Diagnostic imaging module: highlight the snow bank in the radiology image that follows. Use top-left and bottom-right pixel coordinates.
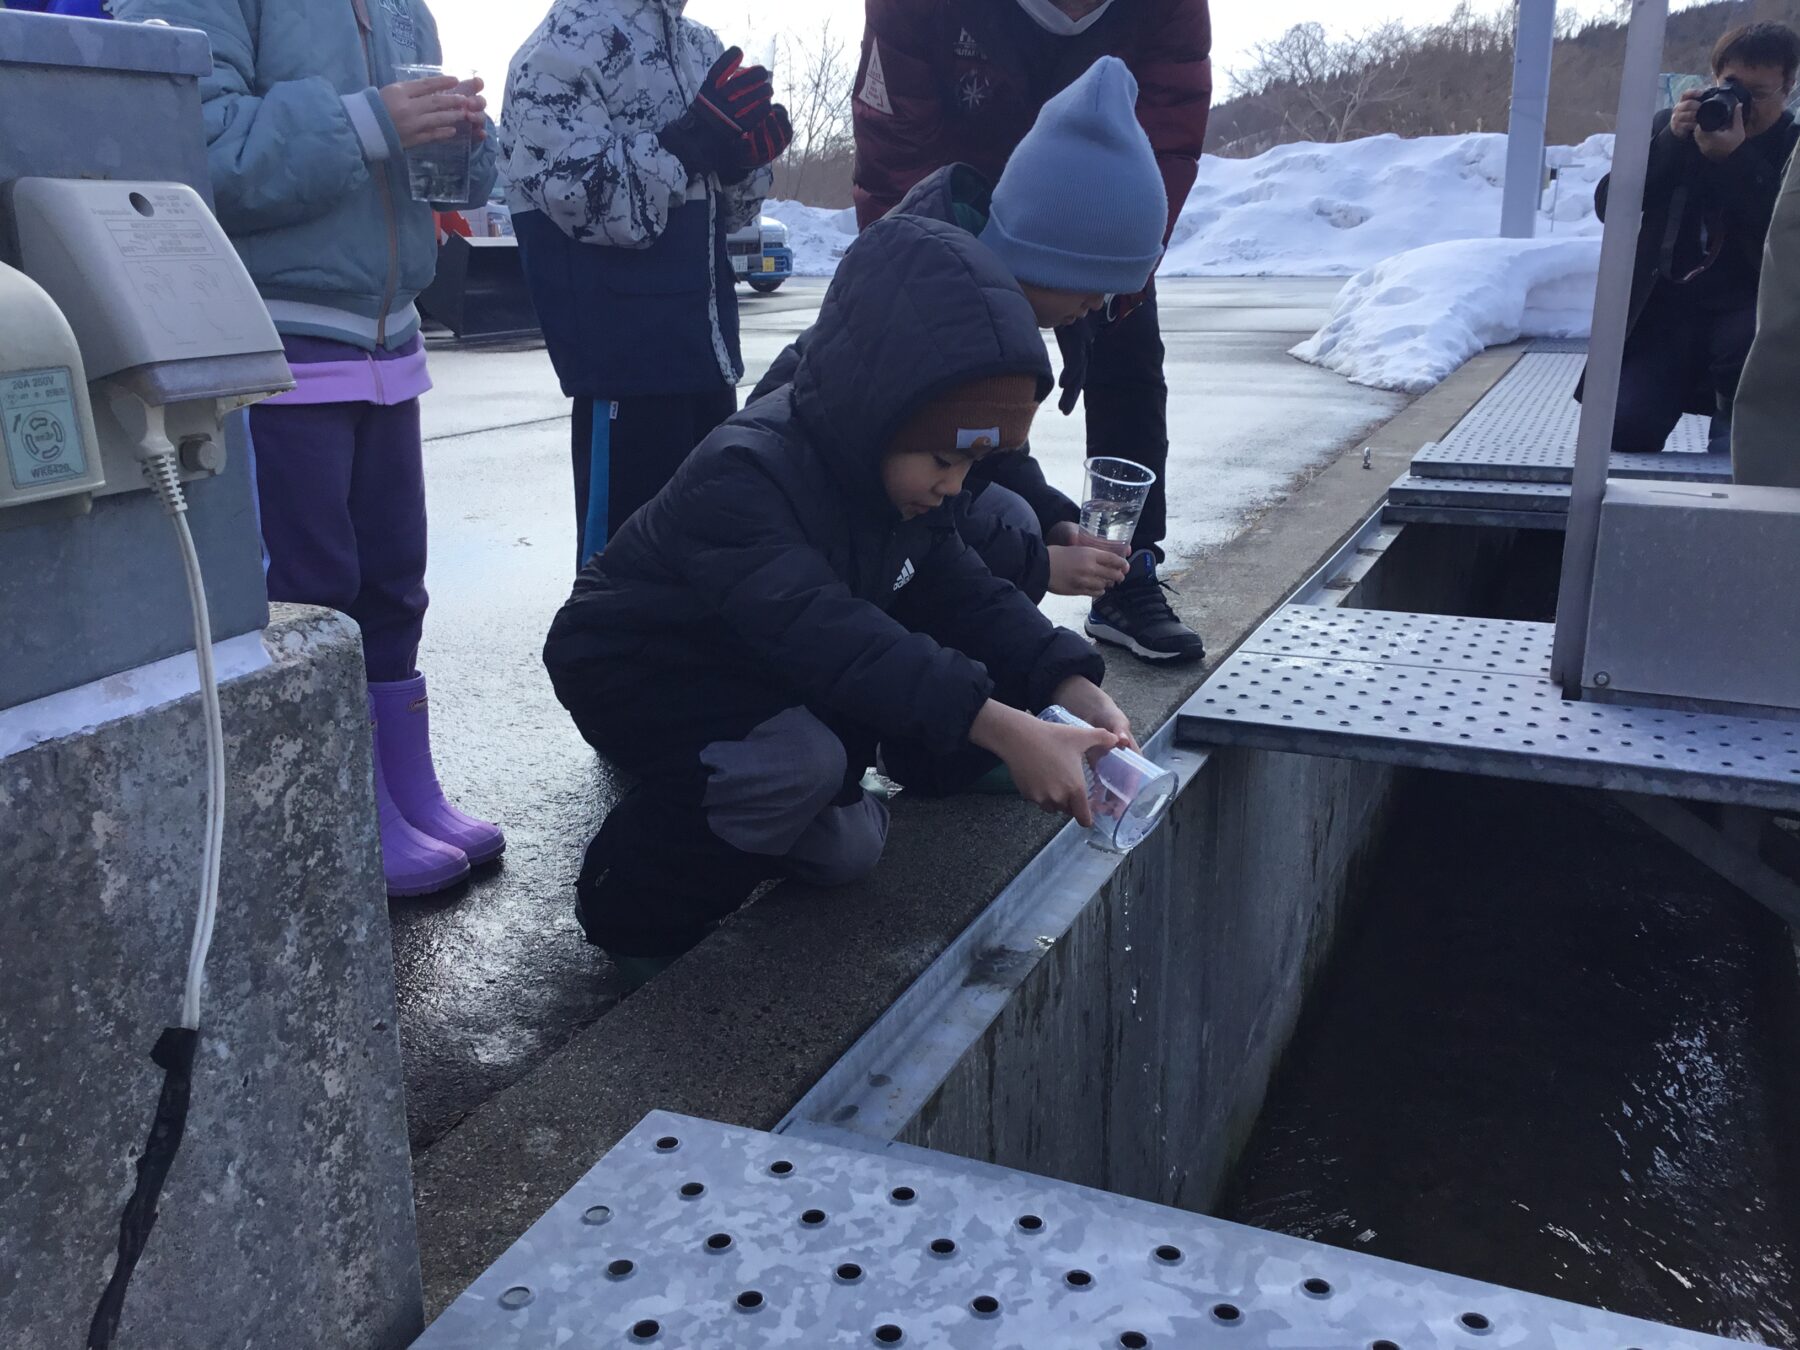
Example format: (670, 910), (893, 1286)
(1290, 237), (1599, 393)
(762, 132), (1615, 281)
(1163, 132), (1610, 276)
(762, 199), (858, 275)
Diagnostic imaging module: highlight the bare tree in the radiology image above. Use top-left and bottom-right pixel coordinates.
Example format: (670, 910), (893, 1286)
(1234, 20), (1417, 143)
(772, 20), (856, 203)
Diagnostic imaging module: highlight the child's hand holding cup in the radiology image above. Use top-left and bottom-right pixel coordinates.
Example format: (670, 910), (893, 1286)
(387, 65), (485, 202)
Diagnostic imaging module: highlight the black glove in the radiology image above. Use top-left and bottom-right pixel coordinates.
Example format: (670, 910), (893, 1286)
(721, 104), (795, 183)
(1055, 312), (1101, 416)
(658, 47), (774, 179)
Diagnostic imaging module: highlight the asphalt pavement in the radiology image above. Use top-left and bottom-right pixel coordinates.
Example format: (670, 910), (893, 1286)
(396, 277), (1405, 1151)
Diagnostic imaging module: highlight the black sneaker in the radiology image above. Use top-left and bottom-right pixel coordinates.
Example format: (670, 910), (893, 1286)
(1086, 551), (1206, 664)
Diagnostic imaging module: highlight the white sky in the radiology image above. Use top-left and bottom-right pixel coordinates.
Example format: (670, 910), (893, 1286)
(436, 1), (1680, 96)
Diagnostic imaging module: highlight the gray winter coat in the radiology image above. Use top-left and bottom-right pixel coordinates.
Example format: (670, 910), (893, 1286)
(1734, 148), (1800, 489)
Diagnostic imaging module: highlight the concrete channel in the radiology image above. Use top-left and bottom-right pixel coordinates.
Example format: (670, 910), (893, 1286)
(410, 348), (1526, 1319)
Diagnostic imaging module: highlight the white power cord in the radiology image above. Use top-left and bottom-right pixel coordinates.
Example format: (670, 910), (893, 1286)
(87, 394), (230, 1349)
(119, 396), (227, 1031)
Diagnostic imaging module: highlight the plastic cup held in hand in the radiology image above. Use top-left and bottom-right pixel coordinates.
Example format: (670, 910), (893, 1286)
(1080, 456), (1156, 546)
(1039, 706), (1177, 852)
(395, 63), (475, 204)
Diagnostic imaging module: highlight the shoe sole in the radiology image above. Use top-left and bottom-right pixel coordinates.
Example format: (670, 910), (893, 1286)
(461, 838), (506, 866)
(1086, 620), (1206, 665)
(387, 861), (472, 898)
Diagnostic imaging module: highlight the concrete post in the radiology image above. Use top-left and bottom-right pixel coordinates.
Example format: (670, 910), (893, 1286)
(1502, 0), (1558, 238)
(0, 607), (423, 1349)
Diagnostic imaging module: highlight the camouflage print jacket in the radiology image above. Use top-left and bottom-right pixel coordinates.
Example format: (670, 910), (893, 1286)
(500, 0), (770, 391)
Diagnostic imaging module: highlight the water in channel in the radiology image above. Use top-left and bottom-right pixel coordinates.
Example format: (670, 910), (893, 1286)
(1222, 774), (1800, 1345)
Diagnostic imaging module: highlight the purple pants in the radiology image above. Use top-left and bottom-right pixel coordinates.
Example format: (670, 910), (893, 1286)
(249, 339), (429, 682)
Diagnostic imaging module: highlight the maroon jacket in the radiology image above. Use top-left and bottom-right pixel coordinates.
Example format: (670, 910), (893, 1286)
(851, 0), (1212, 240)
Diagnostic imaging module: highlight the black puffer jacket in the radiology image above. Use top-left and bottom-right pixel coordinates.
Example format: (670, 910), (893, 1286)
(544, 213), (1104, 757)
(751, 163), (1081, 602)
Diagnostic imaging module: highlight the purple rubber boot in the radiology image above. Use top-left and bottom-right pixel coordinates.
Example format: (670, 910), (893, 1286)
(370, 699), (470, 896)
(369, 675), (506, 865)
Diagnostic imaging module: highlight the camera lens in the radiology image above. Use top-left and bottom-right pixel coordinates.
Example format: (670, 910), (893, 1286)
(1696, 83), (1749, 133)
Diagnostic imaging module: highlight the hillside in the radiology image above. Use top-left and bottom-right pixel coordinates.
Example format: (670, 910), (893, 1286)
(1210, 0), (1800, 157)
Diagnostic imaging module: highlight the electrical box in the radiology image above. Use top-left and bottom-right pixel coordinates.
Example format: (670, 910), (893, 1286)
(1583, 480), (1800, 714)
(9, 178), (284, 400)
(0, 264), (104, 508)
(0, 11), (288, 711)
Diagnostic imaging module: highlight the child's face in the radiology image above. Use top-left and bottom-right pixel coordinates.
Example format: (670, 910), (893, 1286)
(882, 447), (981, 519)
(1019, 282), (1109, 330)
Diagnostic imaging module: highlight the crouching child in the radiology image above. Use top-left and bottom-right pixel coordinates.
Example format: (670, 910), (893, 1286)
(543, 214), (1134, 974)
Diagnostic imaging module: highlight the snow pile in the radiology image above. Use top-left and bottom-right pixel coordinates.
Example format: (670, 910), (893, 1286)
(763, 132), (1616, 280)
(1291, 237), (1599, 393)
(762, 199), (858, 275)
(762, 131), (1620, 393)
(1162, 132), (1611, 276)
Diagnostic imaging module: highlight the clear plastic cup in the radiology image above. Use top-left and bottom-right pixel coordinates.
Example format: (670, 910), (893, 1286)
(1039, 706), (1177, 852)
(1080, 457), (1156, 546)
(394, 63), (476, 204)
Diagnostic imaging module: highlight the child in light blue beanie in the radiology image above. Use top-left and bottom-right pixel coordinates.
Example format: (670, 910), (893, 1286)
(980, 56), (1168, 319)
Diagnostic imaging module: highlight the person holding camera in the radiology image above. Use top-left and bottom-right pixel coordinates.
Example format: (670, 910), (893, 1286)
(1591, 22), (1800, 454)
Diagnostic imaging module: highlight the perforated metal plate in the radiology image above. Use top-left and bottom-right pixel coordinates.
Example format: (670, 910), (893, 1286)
(1411, 353), (1725, 483)
(1525, 337), (1591, 354)
(1178, 606), (1800, 812)
(416, 1111), (1741, 1349)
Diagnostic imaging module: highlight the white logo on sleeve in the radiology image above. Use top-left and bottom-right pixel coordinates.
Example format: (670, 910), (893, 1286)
(858, 40), (895, 116)
(892, 559), (915, 592)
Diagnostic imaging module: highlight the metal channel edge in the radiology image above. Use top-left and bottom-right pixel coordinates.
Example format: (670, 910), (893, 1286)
(778, 508), (1401, 1145)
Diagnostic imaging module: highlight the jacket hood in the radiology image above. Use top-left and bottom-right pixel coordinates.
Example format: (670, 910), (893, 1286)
(892, 163), (994, 230)
(790, 213), (1052, 518)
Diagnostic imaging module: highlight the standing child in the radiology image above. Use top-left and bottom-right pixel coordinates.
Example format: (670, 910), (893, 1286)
(752, 57), (1167, 619)
(501, 0), (793, 567)
(544, 214), (1134, 980)
(118, 0), (504, 896)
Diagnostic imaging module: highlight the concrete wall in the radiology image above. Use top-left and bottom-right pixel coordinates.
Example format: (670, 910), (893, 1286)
(0, 605), (421, 1350)
(901, 745), (1395, 1209)
(871, 521), (1529, 1210)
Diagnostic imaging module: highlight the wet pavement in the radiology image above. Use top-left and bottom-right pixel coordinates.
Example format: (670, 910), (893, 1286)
(1221, 773), (1800, 1345)
(398, 277), (1402, 1152)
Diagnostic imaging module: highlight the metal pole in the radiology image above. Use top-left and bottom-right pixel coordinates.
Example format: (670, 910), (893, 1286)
(1550, 0), (1669, 693)
(1501, 0), (1558, 238)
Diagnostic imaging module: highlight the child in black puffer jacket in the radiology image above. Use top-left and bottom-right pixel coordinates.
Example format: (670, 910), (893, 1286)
(544, 214), (1134, 973)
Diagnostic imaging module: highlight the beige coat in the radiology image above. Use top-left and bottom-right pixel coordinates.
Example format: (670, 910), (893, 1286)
(1734, 149), (1800, 488)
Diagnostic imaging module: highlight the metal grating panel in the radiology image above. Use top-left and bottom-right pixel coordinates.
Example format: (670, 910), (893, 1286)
(1178, 607), (1800, 812)
(1412, 353), (1723, 483)
(1384, 502), (1571, 530)
(1388, 473), (1571, 512)
(1249, 606), (1554, 677)
(1526, 337), (1590, 354)
(415, 1111), (1742, 1349)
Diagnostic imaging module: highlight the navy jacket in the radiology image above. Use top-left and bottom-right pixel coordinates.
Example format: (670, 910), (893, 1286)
(544, 214), (1104, 756)
(751, 164), (1079, 601)
(514, 201), (740, 398)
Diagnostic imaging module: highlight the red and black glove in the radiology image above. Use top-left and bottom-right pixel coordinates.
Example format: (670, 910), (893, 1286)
(742, 103), (793, 170)
(658, 47), (774, 178)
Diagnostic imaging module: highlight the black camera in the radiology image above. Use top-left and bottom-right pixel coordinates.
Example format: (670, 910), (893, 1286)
(1696, 78), (1755, 133)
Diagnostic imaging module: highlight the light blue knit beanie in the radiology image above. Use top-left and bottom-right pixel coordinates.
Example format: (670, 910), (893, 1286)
(979, 56), (1168, 295)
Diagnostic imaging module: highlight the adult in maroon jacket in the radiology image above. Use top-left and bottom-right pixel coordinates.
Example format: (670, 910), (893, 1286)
(851, 0), (1212, 662)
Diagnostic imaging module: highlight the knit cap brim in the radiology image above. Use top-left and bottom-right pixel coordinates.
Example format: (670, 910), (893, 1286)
(888, 374), (1043, 457)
